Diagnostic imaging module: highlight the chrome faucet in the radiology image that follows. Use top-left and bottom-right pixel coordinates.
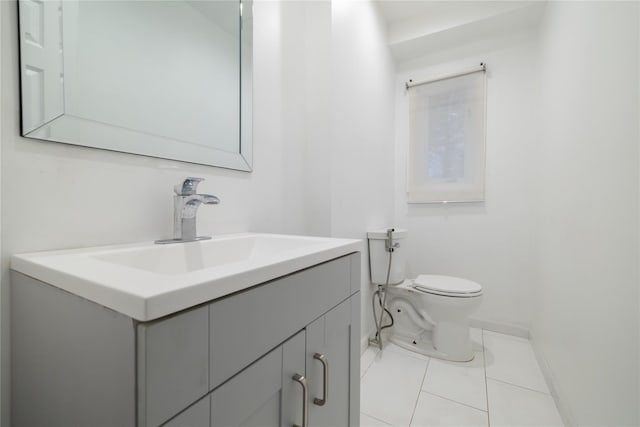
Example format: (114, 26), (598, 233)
(155, 177), (220, 244)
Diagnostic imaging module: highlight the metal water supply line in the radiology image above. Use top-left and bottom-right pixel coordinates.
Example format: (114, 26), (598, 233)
(370, 228), (398, 351)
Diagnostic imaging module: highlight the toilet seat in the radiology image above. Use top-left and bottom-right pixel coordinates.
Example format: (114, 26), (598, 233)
(412, 275), (483, 298)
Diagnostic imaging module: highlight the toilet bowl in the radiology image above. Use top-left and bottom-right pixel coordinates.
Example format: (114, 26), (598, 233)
(386, 276), (482, 361)
(367, 229), (483, 362)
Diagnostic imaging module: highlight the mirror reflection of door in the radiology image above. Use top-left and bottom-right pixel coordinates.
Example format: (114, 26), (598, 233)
(20, 0), (64, 133)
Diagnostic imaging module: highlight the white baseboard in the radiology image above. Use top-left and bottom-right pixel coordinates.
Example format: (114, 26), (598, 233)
(361, 320), (529, 355)
(529, 333), (576, 426)
(361, 327), (376, 355)
(360, 335), (369, 355)
(469, 318), (530, 338)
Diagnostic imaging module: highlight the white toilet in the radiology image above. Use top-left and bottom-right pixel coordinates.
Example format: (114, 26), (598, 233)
(367, 228), (483, 362)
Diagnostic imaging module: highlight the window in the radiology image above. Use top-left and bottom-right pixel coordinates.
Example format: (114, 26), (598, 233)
(407, 68), (486, 203)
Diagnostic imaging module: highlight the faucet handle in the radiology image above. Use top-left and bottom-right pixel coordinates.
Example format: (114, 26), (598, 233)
(174, 177), (204, 196)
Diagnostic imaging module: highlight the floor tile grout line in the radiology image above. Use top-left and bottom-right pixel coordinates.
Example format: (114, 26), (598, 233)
(360, 410), (395, 427)
(408, 356), (431, 427)
(360, 347), (380, 379)
(486, 376), (553, 396)
(482, 333), (551, 394)
(421, 390), (488, 413)
(482, 329), (491, 427)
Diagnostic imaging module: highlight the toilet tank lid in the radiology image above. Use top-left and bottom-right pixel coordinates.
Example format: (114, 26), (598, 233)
(367, 228), (408, 240)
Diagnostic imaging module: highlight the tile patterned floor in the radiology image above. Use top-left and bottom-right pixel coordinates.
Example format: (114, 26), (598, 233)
(360, 329), (564, 426)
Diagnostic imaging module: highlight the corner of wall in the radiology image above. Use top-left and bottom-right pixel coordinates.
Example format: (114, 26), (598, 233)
(0, 1), (8, 424)
(529, 332), (577, 427)
(329, 0), (396, 344)
(637, 1), (640, 421)
(0, 0), (3, 423)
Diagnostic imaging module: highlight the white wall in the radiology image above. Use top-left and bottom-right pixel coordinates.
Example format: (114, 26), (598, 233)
(532, 2), (639, 425)
(302, 1), (332, 238)
(330, 0), (396, 344)
(279, 0), (331, 237)
(0, 2), (3, 423)
(0, 0), (314, 422)
(393, 31), (539, 334)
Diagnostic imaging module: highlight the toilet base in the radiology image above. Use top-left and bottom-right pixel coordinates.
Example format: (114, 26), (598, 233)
(386, 293), (476, 362)
(389, 328), (475, 362)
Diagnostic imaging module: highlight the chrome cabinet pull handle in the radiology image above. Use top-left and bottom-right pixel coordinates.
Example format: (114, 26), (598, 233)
(292, 373), (309, 427)
(313, 353), (328, 406)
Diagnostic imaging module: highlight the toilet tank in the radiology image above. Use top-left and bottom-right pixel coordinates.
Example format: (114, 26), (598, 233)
(367, 228), (408, 285)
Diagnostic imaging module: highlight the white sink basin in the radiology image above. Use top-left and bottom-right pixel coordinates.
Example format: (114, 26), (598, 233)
(11, 233), (362, 321)
(94, 234), (333, 275)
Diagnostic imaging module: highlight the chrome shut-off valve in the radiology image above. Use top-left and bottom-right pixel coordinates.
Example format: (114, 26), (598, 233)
(385, 228), (400, 253)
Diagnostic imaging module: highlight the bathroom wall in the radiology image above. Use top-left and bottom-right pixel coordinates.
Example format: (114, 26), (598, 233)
(329, 0), (396, 345)
(392, 30), (539, 334)
(0, 0), (319, 422)
(532, 2), (639, 424)
(0, 3), (3, 423)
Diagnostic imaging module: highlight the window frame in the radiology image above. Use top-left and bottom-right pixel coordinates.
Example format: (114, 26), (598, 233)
(406, 66), (487, 204)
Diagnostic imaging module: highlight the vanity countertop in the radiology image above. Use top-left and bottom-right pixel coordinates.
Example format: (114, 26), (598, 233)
(11, 233), (362, 321)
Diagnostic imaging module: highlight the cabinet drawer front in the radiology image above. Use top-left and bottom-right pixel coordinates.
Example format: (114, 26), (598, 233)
(138, 305), (209, 427)
(209, 255), (353, 389)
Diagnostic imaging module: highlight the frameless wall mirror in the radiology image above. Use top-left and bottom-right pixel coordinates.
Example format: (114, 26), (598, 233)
(18, 0), (253, 171)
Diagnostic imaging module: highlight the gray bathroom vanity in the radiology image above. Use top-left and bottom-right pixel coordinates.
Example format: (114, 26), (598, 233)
(11, 233), (361, 426)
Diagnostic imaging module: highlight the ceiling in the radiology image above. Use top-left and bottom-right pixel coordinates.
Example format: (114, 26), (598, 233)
(373, 0), (546, 62)
(375, 0), (542, 26)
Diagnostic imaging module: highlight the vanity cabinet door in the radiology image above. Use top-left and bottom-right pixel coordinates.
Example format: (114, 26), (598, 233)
(163, 396), (210, 427)
(210, 330), (306, 427)
(137, 306), (209, 427)
(306, 298), (353, 427)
